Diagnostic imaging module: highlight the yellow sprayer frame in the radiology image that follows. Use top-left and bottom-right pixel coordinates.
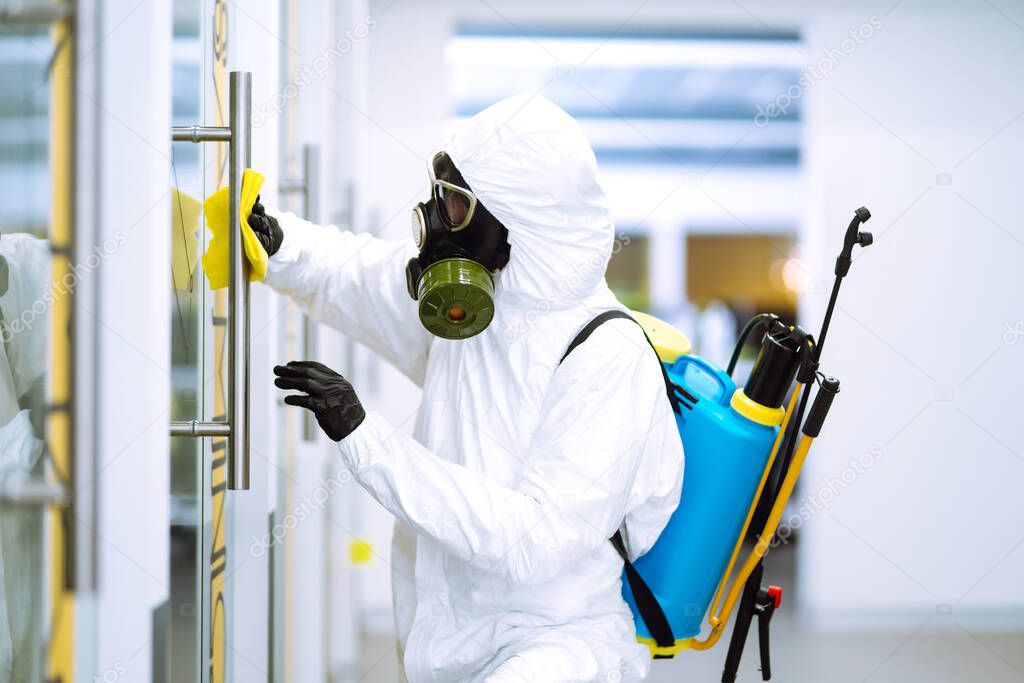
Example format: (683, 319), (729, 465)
(690, 339), (816, 652)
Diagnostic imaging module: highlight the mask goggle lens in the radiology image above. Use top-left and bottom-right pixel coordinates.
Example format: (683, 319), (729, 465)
(429, 151), (477, 232)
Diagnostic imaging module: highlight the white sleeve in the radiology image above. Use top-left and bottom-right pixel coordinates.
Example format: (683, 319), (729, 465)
(264, 211), (431, 386)
(336, 322), (679, 584)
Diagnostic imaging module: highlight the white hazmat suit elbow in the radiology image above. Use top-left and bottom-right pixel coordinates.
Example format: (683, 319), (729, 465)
(265, 94), (684, 682)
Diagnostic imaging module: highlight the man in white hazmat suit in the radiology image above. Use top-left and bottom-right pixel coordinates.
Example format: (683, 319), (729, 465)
(254, 94), (685, 681)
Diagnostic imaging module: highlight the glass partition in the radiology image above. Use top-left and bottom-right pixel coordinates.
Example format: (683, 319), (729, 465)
(169, 1), (209, 680)
(0, 14), (62, 682)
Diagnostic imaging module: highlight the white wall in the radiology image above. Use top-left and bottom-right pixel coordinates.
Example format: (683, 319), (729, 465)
(352, 0), (453, 625)
(225, 1), (281, 678)
(273, 4), (345, 680)
(83, 1), (172, 679)
(799, 2), (1024, 629)
(354, 0), (1024, 633)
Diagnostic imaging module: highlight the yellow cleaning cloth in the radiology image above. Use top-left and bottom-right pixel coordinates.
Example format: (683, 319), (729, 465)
(171, 188), (201, 291)
(201, 169), (267, 290)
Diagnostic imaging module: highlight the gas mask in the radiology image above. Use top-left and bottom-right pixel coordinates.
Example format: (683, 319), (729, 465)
(405, 151), (511, 340)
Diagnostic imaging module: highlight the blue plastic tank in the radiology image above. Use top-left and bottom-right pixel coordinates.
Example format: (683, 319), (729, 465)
(622, 354), (781, 650)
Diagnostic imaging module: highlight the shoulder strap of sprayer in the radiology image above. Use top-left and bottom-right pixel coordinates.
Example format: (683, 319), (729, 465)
(558, 309), (681, 651)
(559, 310), (688, 412)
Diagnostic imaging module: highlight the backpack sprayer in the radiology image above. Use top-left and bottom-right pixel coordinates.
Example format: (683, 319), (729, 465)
(621, 207), (873, 681)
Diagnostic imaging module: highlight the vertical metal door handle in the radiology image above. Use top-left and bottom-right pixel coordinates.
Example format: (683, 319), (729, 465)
(227, 71), (251, 490)
(169, 70), (252, 492)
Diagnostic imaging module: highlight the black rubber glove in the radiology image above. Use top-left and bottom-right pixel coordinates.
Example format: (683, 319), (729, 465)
(273, 361), (365, 441)
(248, 195), (283, 257)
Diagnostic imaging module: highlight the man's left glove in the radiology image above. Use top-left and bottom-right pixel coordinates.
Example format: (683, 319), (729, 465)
(273, 361), (366, 441)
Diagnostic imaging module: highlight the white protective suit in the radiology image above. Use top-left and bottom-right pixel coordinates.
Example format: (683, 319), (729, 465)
(266, 94), (684, 682)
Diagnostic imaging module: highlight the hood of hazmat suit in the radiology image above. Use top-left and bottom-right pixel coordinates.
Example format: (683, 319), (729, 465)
(265, 94), (684, 682)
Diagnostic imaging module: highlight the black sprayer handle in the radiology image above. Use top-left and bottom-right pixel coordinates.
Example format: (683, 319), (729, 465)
(803, 376), (840, 438)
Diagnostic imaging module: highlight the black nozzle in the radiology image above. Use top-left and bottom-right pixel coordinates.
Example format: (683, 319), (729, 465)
(835, 206), (872, 277)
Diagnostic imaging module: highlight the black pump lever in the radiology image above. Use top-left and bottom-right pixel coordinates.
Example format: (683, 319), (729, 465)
(722, 563), (764, 683)
(755, 585), (782, 680)
(721, 563), (783, 683)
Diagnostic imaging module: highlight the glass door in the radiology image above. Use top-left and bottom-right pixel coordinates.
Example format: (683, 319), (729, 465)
(169, 1), (277, 680)
(169, 1), (231, 680)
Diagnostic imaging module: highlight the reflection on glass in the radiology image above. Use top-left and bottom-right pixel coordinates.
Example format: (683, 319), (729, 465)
(0, 23), (52, 682)
(169, 2), (205, 681)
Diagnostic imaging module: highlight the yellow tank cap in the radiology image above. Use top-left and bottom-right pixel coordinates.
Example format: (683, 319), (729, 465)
(631, 310), (692, 363)
(637, 635), (693, 657)
(730, 388), (785, 427)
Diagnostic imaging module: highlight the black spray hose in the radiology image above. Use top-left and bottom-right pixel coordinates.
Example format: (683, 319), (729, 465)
(726, 313), (778, 377)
